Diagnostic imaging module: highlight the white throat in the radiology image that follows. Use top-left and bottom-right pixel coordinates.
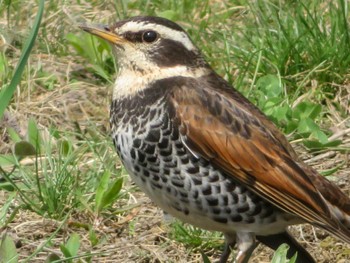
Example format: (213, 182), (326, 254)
(113, 65), (209, 100)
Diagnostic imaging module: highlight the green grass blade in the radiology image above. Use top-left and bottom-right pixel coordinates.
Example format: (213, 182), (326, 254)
(0, 233), (18, 263)
(0, 0), (45, 119)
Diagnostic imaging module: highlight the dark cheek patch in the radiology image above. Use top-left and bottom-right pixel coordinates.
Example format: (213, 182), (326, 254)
(149, 39), (201, 67)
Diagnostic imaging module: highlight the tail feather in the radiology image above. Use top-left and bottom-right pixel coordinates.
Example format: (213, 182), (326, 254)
(300, 162), (350, 243)
(257, 231), (316, 263)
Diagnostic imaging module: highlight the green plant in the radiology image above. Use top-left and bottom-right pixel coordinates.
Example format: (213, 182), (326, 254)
(60, 233), (81, 263)
(253, 74), (342, 151)
(271, 244), (297, 263)
(66, 32), (116, 83)
(232, 0), (350, 89)
(95, 169), (123, 215)
(169, 221), (223, 251)
(0, 234), (18, 263)
(0, 119), (124, 220)
(0, 0), (44, 119)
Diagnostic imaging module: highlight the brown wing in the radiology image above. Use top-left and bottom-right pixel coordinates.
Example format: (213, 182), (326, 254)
(170, 75), (350, 243)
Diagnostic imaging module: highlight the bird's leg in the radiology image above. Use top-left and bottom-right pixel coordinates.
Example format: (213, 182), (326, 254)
(219, 233), (236, 263)
(234, 232), (258, 263)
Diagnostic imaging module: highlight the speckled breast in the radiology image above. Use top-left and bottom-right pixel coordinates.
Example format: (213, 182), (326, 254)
(109, 88), (297, 234)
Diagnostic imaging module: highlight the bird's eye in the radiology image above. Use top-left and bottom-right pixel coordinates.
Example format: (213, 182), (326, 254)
(142, 31), (158, 43)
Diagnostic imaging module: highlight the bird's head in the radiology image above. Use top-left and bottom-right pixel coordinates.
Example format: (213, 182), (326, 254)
(80, 16), (208, 72)
(80, 16), (210, 98)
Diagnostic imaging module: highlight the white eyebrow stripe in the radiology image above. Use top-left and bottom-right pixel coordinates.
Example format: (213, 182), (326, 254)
(115, 21), (196, 51)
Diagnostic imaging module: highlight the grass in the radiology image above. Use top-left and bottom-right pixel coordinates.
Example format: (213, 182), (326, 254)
(0, 0), (44, 118)
(0, 0), (349, 262)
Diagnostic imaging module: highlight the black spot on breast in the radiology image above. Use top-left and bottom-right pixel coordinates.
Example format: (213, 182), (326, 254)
(225, 181), (236, 192)
(231, 193), (238, 204)
(140, 161), (148, 168)
(213, 217), (228, 224)
(146, 129), (161, 142)
(237, 204), (250, 213)
(138, 151), (146, 163)
(147, 155), (157, 163)
(208, 174), (219, 183)
(186, 166), (199, 174)
(163, 127), (171, 136)
(130, 148), (136, 159)
(143, 170), (150, 177)
(161, 176), (168, 183)
(192, 177), (202, 186)
(180, 156), (189, 164)
(144, 144), (156, 155)
(170, 127), (179, 141)
(211, 207), (221, 215)
(206, 196), (219, 206)
(158, 137), (169, 148)
(180, 191), (188, 198)
(166, 161), (177, 168)
(133, 138), (142, 148)
(202, 185), (212, 195)
(151, 181), (162, 189)
(160, 148), (172, 157)
(171, 177), (184, 188)
(231, 214), (243, 222)
(152, 174), (160, 181)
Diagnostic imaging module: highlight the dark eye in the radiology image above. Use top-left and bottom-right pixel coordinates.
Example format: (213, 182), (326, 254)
(142, 31), (158, 43)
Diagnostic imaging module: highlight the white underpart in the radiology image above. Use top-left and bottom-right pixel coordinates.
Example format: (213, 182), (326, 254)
(115, 21), (196, 51)
(113, 65), (209, 100)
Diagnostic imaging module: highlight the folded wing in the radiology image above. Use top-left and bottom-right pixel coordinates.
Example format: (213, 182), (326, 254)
(170, 77), (350, 243)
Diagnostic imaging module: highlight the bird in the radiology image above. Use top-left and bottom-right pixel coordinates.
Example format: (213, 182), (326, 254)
(80, 16), (350, 263)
